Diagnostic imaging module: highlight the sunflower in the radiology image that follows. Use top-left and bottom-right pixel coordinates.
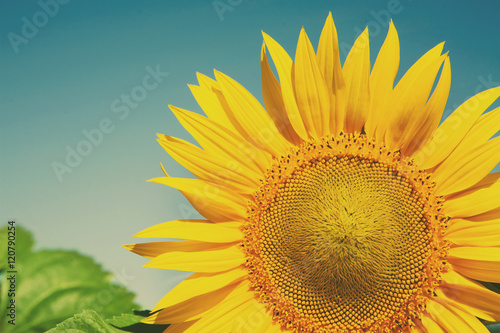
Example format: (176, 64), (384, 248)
(125, 13), (500, 332)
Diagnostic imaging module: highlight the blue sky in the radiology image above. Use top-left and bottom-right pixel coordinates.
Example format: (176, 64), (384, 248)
(1, 0), (500, 308)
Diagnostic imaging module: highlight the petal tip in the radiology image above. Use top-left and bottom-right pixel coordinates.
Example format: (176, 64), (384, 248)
(160, 163), (169, 177)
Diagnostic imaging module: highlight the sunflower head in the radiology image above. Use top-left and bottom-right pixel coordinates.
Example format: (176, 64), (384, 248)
(126, 12), (500, 332)
(243, 133), (450, 331)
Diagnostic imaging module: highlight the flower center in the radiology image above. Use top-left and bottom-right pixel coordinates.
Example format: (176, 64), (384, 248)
(242, 134), (448, 332)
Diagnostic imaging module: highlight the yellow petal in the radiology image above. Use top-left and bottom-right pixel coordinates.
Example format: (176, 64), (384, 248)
(469, 206), (500, 222)
(195, 71), (217, 88)
(261, 43), (301, 145)
(448, 306), (489, 333)
(316, 12), (346, 135)
(383, 43), (446, 151)
(190, 74), (266, 150)
(408, 57), (451, 156)
(263, 32), (309, 140)
(342, 28), (371, 134)
(152, 268), (246, 311)
(148, 176), (247, 221)
(253, 315), (275, 333)
(408, 323), (424, 333)
(143, 282), (239, 324)
(451, 106), (500, 154)
(170, 105), (271, 173)
(184, 192), (240, 222)
(446, 219), (500, 246)
(230, 298), (271, 333)
(446, 217), (495, 234)
(125, 240), (235, 259)
(415, 86), (500, 169)
(189, 73), (235, 131)
(448, 246), (500, 262)
(164, 321), (196, 333)
(265, 322), (284, 333)
(157, 134), (259, 193)
(417, 314), (446, 333)
(433, 135), (500, 196)
(429, 299), (489, 333)
(134, 220), (242, 243)
(451, 261), (500, 284)
(443, 172), (500, 217)
(294, 27), (331, 138)
(123, 242), (169, 259)
(435, 288), (498, 323)
(144, 245), (245, 272)
(366, 20), (400, 141)
(441, 270), (500, 321)
(448, 247), (500, 283)
(214, 70), (291, 157)
(428, 299), (489, 333)
(184, 280), (255, 332)
(447, 171), (500, 196)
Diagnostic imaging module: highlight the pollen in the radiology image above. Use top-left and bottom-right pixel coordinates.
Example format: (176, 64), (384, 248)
(242, 133), (449, 332)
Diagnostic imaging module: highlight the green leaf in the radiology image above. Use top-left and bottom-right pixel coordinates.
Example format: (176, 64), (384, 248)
(0, 226), (138, 333)
(106, 312), (169, 333)
(17, 250), (137, 332)
(47, 311), (169, 333)
(106, 313), (146, 327)
(46, 309), (122, 333)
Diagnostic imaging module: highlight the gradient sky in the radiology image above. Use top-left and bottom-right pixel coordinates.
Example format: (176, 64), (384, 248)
(1, 0), (500, 308)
